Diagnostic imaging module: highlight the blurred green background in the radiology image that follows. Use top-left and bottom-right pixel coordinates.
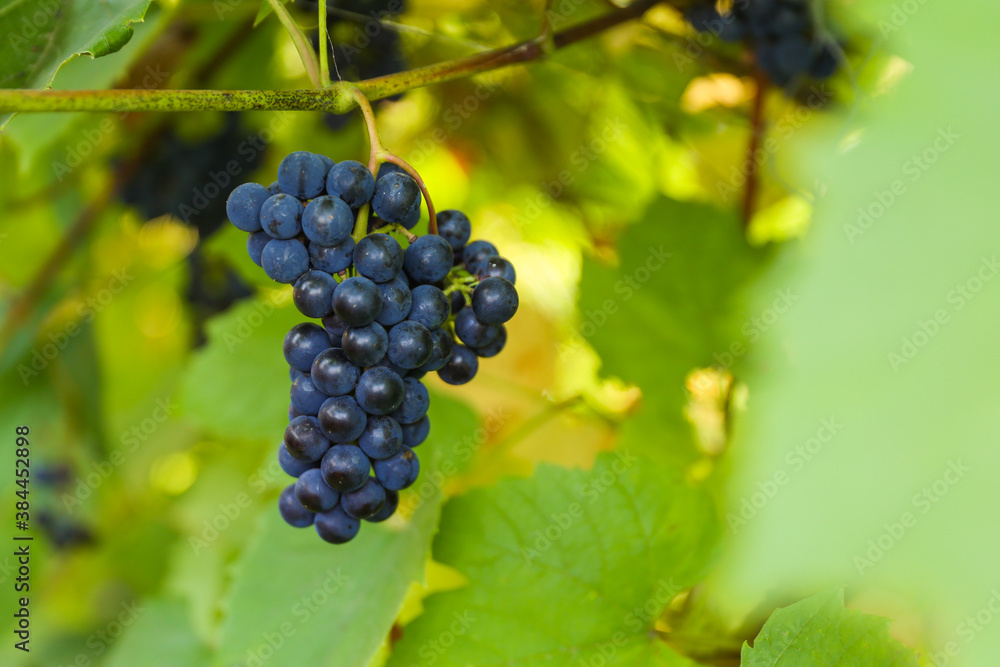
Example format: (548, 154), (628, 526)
(1, 0), (997, 665)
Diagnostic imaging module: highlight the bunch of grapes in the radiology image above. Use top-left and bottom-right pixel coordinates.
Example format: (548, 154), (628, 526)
(226, 151), (518, 544)
(685, 0), (840, 87)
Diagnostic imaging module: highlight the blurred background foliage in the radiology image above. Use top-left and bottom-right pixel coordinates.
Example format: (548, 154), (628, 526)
(1, 0), (995, 665)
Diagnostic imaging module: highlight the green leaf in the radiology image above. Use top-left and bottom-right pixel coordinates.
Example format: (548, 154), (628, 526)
(0, 0), (153, 127)
(578, 198), (768, 462)
(100, 599), (211, 667)
(708, 3), (1000, 657)
(179, 293), (301, 441)
(580, 197), (767, 405)
(387, 452), (719, 667)
(741, 589), (919, 666)
(215, 393), (479, 667)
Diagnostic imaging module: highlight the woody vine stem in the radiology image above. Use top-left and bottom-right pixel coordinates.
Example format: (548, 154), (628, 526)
(0, 0), (663, 115)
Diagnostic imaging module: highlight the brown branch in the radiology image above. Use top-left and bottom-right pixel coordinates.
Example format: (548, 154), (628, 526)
(741, 68), (768, 227)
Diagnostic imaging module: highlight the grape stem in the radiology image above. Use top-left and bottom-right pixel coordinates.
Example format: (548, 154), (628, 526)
(0, 0), (663, 115)
(318, 0), (331, 87)
(266, 0), (321, 88)
(351, 88), (438, 235)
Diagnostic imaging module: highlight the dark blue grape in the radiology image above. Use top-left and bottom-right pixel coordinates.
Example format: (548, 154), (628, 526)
(284, 322), (331, 372)
(320, 444), (370, 492)
(739, 0), (779, 26)
(279, 485), (314, 527)
(400, 204), (420, 230)
(291, 374), (329, 415)
(367, 488), (398, 522)
(342, 478), (387, 519)
(279, 442), (317, 477)
(260, 193), (303, 239)
(481, 256), (516, 284)
(226, 182), (269, 232)
(755, 41), (788, 85)
(372, 172), (421, 224)
(472, 277), (518, 324)
(321, 312), (348, 340)
(318, 395), (367, 443)
(373, 447), (419, 490)
(417, 327), (453, 373)
(376, 273), (412, 326)
(391, 377), (429, 424)
(326, 160), (375, 208)
(685, 5), (722, 32)
(295, 468), (340, 512)
(311, 348), (359, 396)
(358, 415), (403, 459)
(342, 322), (388, 367)
(438, 344), (478, 385)
(278, 151), (328, 200)
(765, 5), (808, 37)
(314, 505), (360, 543)
(309, 237), (355, 273)
(401, 417), (429, 447)
(377, 162), (406, 179)
(316, 154), (335, 171)
(293, 270), (337, 318)
(302, 195), (354, 245)
(454, 307), (499, 347)
(354, 233), (403, 283)
(772, 33), (813, 79)
(404, 235), (454, 284)
(262, 239), (309, 283)
(810, 41), (839, 79)
(288, 403), (303, 421)
(355, 366), (405, 415)
(717, 13), (747, 42)
(268, 181), (281, 195)
(333, 276), (382, 326)
(372, 355), (409, 377)
(247, 231), (269, 266)
(475, 325), (507, 358)
(450, 289), (466, 314)
(463, 240), (498, 275)
(388, 320), (433, 369)
(408, 285), (449, 329)
(284, 415), (331, 462)
(436, 210), (471, 251)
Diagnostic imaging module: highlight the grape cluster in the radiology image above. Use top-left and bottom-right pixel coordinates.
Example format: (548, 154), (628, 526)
(226, 151), (519, 544)
(685, 0), (840, 87)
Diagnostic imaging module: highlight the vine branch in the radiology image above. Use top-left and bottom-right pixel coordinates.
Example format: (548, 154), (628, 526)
(0, 0), (662, 115)
(741, 68), (768, 227)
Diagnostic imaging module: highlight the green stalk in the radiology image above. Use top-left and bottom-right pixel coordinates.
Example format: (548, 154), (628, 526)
(267, 0), (321, 87)
(318, 0), (331, 87)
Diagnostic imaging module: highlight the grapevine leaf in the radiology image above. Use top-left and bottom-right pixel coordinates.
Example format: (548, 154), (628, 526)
(578, 197), (768, 462)
(741, 589), (919, 666)
(387, 452), (719, 667)
(179, 294), (302, 441)
(714, 0), (1000, 637)
(99, 599), (211, 667)
(215, 393), (478, 667)
(0, 0), (153, 128)
(579, 197), (767, 403)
